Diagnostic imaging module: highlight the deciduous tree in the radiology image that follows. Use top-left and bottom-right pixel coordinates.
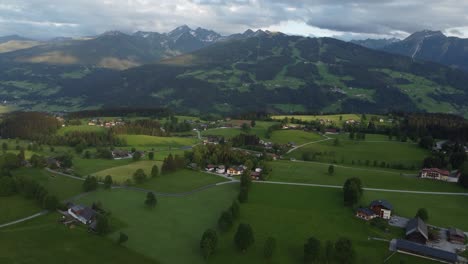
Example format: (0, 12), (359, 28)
(234, 223), (255, 252)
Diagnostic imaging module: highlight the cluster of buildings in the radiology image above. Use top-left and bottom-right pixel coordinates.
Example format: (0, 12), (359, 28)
(356, 199), (393, 220)
(87, 118), (125, 128)
(205, 164), (263, 180)
(356, 199), (467, 263)
(420, 168), (461, 183)
(111, 149), (145, 160)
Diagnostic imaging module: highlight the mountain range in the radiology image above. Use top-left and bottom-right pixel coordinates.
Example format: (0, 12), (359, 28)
(0, 27), (467, 117)
(351, 30), (468, 72)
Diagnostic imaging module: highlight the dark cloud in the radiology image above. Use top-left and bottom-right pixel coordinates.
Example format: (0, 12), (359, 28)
(0, 0), (466, 39)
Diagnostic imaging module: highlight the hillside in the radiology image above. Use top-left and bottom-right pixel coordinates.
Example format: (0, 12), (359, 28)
(75, 33), (468, 116)
(0, 26), (223, 70)
(351, 30), (468, 72)
(1, 33), (468, 116)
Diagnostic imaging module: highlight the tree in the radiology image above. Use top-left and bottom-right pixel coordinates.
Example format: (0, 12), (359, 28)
(333, 138), (340, 146)
(2, 142), (8, 153)
(218, 210), (234, 232)
(263, 237), (276, 260)
(419, 136), (434, 150)
(148, 151), (154, 160)
(244, 159), (254, 171)
(334, 237), (355, 264)
(234, 223), (255, 251)
(133, 151), (142, 161)
(151, 165), (159, 178)
(133, 169), (147, 184)
(145, 192), (157, 208)
(117, 232), (128, 245)
(343, 178), (363, 207)
(42, 194), (59, 210)
(0, 177), (16, 196)
(325, 240), (334, 263)
(459, 162), (468, 189)
(230, 200), (240, 220)
(250, 120), (256, 128)
(95, 214), (110, 235)
(415, 208), (429, 222)
(200, 229), (218, 260)
(241, 123), (251, 133)
(328, 164), (335, 175)
(104, 175), (113, 189)
(304, 236), (321, 263)
(83, 176), (98, 192)
(238, 186), (249, 203)
(240, 171), (252, 190)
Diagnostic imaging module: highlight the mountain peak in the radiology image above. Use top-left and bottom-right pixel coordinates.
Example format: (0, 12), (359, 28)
(405, 30), (445, 41)
(100, 31), (128, 37)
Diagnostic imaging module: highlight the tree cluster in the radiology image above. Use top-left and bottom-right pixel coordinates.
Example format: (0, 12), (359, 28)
(343, 178), (363, 207)
(161, 154), (186, 174)
(304, 236), (355, 264)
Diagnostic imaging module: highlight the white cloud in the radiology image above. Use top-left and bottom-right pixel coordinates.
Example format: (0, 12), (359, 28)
(0, 0), (466, 39)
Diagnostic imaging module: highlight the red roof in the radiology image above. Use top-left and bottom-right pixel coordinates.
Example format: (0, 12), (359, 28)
(421, 168), (450, 176)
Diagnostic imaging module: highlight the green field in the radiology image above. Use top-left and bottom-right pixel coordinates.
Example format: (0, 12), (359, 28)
(202, 121), (279, 139)
(0, 195), (41, 224)
(269, 130), (323, 145)
(0, 213), (157, 264)
(119, 135), (198, 148)
(270, 161), (466, 193)
(77, 184), (238, 264)
(287, 135), (428, 168)
(208, 184), (432, 264)
(73, 157), (135, 176)
(92, 160), (162, 183)
(57, 125), (106, 135)
(138, 169), (228, 193)
(272, 114), (361, 123)
(11, 168), (83, 200)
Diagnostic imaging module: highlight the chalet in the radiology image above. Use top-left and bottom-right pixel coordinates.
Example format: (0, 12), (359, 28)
(227, 166), (245, 176)
(406, 217), (429, 244)
(203, 136), (220, 145)
(205, 164), (216, 172)
(392, 239), (459, 264)
(68, 204), (96, 225)
(355, 208), (377, 221)
(112, 149), (132, 160)
(46, 157), (61, 169)
(420, 168), (450, 181)
(250, 172), (261, 180)
(216, 165), (226, 174)
(448, 228), (466, 245)
(370, 200), (393, 219)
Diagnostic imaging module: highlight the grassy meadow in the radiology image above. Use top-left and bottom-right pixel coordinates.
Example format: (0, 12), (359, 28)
(92, 160), (162, 183)
(269, 130), (323, 145)
(119, 135), (198, 148)
(0, 195), (41, 224)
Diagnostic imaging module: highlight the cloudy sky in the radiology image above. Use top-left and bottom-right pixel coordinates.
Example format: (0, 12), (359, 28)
(0, 0), (467, 40)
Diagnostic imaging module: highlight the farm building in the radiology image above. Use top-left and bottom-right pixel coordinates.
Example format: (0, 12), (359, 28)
(216, 165), (226, 174)
(391, 239), (459, 264)
(420, 168), (450, 181)
(68, 204), (97, 225)
(406, 217), (429, 244)
(370, 200), (393, 219)
(448, 228), (466, 245)
(355, 208), (377, 221)
(227, 166), (245, 176)
(205, 164), (216, 172)
(112, 149), (132, 159)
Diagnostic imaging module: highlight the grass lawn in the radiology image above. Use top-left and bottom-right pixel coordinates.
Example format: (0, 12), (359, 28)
(269, 160), (467, 193)
(119, 135), (198, 148)
(57, 125), (106, 135)
(92, 160), (162, 183)
(0, 213), (157, 264)
(11, 168), (83, 200)
(269, 130), (323, 145)
(73, 157), (135, 176)
(138, 169), (228, 193)
(77, 184), (238, 264)
(287, 135), (428, 169)
(202, 121), (279, 139)
(0, 195), (41, 224)
(363, 191), (468, 230)
(209, 184), (432, 264)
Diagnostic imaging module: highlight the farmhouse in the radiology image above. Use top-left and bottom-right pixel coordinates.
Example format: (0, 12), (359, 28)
(448, 228), (466, 245)
(68, 204), (96, 225)
(420, 168), (450, 181)
(216, 165), (226, 174)
(112, 149), (132, 159)
(406, 217), (429, 244)
(356, 208), (377, 221)
(227, 166), (246, 176)
(250, 171), (261, 180)
(392, 239), (459, 264)
(205, 164), (216, 172)
(370, 200), (393, 219)
(46, 157), (61, 169)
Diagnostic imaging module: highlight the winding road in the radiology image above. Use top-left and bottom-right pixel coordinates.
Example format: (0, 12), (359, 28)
(286, 135), (332, 154)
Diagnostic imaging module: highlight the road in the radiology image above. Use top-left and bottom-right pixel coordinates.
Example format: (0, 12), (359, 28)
(0, 210), (49, 229)
(255, 180), (468, 196)
(286, 135), (332, 154)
